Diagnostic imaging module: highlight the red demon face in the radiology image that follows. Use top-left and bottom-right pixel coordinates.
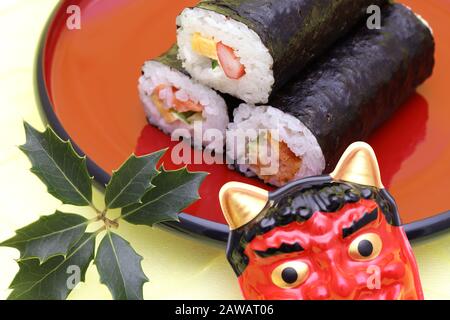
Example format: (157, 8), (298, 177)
(239, 198), (423, 300)
(220, 143), (424, 300)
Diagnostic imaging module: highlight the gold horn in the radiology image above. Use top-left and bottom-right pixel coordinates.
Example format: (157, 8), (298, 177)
(219, 182), (269, 230)
(330, 142), (384, 189)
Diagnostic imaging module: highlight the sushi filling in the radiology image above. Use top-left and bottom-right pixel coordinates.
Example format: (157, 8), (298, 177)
(151, 84), (204, 125)
(177, 8), (274, 104)
(227, 104), (325, 187)
(139, 60), (229, 150)
(247, 132), (303, 186)
(191, 33), (246, 80)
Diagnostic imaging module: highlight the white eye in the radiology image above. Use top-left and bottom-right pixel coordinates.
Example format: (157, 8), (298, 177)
(349, 233), (383, 261)
(271, 261), (309, 289)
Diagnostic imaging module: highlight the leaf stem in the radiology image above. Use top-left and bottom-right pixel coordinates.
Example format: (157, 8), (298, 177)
(104, 218), (119, 229)
(96, 209), (107, 220)
(96, 209), (119, 229)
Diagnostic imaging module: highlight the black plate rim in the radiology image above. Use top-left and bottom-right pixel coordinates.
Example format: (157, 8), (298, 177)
(35, 1), (450, 242)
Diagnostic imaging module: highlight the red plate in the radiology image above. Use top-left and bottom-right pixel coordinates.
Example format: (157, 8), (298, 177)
(37, 0), (450, 241)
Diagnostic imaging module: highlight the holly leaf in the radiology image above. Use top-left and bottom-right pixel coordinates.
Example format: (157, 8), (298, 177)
(121, 167), (207, 227)
(19, 122), (93, 206)
(95, 231), (148, 300)
(0, 211), (88, 263)
(8, 233), (96, 300)
(105, 150), (166, 209)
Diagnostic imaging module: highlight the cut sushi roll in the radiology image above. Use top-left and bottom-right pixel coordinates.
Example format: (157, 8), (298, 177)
(139, 46), (229, 150)
(177, 0), (387, 104)
(227, 4), (435, 186)
(227, 104), (324, 186)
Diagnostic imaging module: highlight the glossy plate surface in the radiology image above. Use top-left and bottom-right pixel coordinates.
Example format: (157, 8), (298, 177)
(37, 0), (450, 241)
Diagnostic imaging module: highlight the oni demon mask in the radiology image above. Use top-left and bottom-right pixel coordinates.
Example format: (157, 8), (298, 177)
(219, 142), (423, 300)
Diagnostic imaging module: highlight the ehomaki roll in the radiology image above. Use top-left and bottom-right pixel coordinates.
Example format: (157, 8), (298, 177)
(177, 0), (387, 104)
(138, 45), (229, 150)
(227, 4), (435, 187)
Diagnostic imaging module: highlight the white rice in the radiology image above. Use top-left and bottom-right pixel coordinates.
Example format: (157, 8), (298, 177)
(138, 60), (229, 151)
(177, 8), (274, 104)
(226, 104), (325, 187)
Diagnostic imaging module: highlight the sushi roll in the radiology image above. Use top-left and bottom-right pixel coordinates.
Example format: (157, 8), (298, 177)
(176, 0), (387, 104)
(227, 4), (435, 187)
(139, 45), (229, 150)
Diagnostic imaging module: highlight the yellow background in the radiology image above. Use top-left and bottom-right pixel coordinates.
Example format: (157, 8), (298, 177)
(0, 0), (449, 300)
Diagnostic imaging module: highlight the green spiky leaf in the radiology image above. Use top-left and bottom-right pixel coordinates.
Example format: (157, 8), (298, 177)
(105, 150), (166, 209)
(5, 122), (210, 300)
(95, 231), (148, 300)
(0, 211), (88, 263)
(211, 59), (219, 70)
(121, 167), (207, 227)
(8, 233), (96, 300)
(19, 122), (93, 206)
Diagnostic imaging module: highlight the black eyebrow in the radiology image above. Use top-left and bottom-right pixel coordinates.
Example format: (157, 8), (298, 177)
(254, 242), (304, 258)
(342, 208), (378, 239)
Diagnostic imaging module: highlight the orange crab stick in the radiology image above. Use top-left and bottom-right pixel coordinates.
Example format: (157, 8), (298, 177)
(153, 85), (204, 117)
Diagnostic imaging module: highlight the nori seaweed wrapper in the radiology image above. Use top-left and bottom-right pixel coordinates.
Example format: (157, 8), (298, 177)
(268, 4), (435, 172)
(196, 0), (388, 95)
(154, 44), (185, 74)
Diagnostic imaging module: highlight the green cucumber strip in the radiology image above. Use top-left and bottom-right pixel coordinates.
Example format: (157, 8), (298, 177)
(171, 110), (201, 124)
(211, 59), (219, 70)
